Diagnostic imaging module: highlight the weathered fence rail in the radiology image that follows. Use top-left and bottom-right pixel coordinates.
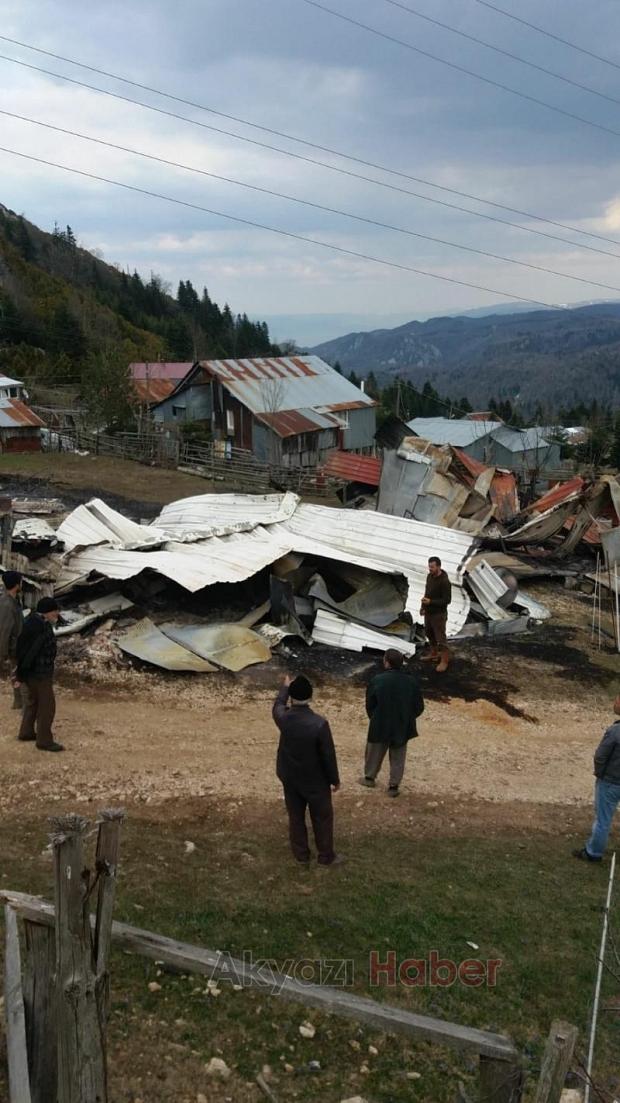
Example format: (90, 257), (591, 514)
(43, 428), (340, 496)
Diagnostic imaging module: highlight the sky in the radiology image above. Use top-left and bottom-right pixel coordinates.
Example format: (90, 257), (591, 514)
(3, 0), (620, 344)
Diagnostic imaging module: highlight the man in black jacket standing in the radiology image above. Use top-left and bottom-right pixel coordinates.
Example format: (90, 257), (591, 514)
(14, 597), (63, 752)
(361, 649), (424, 798)
(273, 674), (342, 866)
(574, 695), (620, 862)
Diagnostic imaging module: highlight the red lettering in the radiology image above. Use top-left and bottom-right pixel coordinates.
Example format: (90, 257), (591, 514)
(458, 959), (485, 987)
(369, 950), (396, 986)
(399, 958), (427, 987)
(486, 959), (502, 987)
(429, 950), (457, 987)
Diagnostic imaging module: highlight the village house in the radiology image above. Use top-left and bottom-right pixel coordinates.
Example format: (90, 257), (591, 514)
(0, 374), (45, 453)
(405, 416), (561, 476)
(151, 356), (377, 467)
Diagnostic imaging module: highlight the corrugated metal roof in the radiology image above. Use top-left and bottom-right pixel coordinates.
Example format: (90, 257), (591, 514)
(132, 379), (176, 403)
(256, 407), (340, 438)
(130, 362), (192, 381)
(0, 375), (23, 388)
(0, 399), (44, 429)
(492, 426), (551, 452)
(322, 450), (382, 485)
(407, 417), (495, 446)
(155, 492), (298, 538)
(203, 356), (376, 416)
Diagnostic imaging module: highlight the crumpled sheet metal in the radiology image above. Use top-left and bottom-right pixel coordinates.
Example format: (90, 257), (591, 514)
(160, 622), (271, 671)
(154, 491), (299, 539)
(12, 517), (58, 542)
(57, 498), (167, 552)
(312, 609), (417, 655)
(308, 572), (405, 628)
(118, 618), (218, 672)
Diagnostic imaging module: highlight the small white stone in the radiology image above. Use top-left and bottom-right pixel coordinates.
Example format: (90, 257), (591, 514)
(299, 1021), (316, 1038)
(147, 982), (161, 993)
(406, 1071), (422, 1080)
(205, 1057), (231, 1080)
(368, 1045), (378, 1056)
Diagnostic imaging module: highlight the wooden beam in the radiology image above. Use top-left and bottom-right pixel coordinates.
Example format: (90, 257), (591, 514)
(534, 1021), (578, 1103)
(94, 810), (125, 1027)
(0, 889), (518, 1063)
(23, 920), (56, 1103)
(4, 904), (33, 1103)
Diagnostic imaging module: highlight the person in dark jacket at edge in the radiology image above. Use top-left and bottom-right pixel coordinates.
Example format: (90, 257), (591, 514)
(273, 673), (343, 867)
(14, 597), (63, 752)
(360, 649), (424, 797)
(0, 571), (24, 710)
(420, 555), (452, 673)
(574, 695), (620, 862)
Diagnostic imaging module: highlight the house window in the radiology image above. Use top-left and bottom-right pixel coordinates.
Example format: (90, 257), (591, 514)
(226, 410), (235, 435)
(172, 405), (185, 420)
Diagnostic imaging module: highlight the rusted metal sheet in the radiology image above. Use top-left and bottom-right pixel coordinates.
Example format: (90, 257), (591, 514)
(321, 450), (382, 486)
(0, 399), (45, 428)
(129, 362), (192, 381)
(529, 476), (585, 513)
(132, 379), (176, 403)
(202, 356), (376, 417)
(256, 408), (339, 438)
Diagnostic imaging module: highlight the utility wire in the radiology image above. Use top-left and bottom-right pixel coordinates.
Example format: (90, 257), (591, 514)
(1, 43), (620, 254)
(381, 0), (620, 108)
(6, 109), (620, 295)
(0, 144), (568, 310)
(302, 0), (620, 142)
(473, 0), (620, 75)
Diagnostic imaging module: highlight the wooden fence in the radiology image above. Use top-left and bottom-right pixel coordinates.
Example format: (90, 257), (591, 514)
(43, 428), (339, 496)
(1, 810), (584, 1103)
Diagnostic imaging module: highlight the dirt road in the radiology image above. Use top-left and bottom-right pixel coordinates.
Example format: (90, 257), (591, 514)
(0, 670), (606, 821)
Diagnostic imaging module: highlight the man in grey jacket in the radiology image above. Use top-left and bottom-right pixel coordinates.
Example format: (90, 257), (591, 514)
(574, 695), (620, 862)
(0, 571), (23, 710)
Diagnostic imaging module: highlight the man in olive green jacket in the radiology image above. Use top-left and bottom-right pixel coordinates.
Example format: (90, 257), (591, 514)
(360, 649), (424, 797)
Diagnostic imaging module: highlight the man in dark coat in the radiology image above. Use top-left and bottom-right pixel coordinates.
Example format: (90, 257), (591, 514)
(0, 571), (24, 710)
(361, 649), (424, 797)
(573, 694), (620, 862)
(420, 555), (452, 672)
(14, 597), (63, 752)
(273, 673), (342, 866)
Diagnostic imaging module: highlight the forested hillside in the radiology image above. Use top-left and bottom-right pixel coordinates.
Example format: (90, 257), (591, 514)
(311, 305), (620, 412)
(0, 203), (277, 422)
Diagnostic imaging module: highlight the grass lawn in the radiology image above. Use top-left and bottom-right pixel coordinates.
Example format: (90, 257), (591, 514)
(1, 806), (618, 1102)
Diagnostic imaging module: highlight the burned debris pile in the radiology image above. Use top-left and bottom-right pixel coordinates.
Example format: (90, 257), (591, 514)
(0, 488), (561, 675)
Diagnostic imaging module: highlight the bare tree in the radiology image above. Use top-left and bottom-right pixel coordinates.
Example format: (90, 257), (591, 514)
(259, 376), (287, 414)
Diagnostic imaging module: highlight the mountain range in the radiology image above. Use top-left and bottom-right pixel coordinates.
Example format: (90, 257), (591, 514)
(310, 303), (620, 411)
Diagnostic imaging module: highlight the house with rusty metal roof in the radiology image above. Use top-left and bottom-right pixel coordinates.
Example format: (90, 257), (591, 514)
(0, 375), (45, 452)
(152, 357), (377, 467)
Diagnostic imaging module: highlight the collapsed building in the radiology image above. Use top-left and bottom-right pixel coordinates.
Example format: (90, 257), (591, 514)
(2, 491), (555, 674)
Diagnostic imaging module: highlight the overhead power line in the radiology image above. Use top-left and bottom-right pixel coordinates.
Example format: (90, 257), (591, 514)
(301, 0), (620, 141)
(0, 144), (567, 310)
(472, 0), (620, 74)
(380, 0), (620, 108)
(7, 109), (620, 295)
(1, 44), (620, 255)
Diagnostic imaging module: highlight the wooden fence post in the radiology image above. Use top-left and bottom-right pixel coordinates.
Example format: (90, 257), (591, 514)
(52, 814), (106, 1103)
(94, 810), (125, 1037)
(23, 920), (57, 1103)
(4, 904), (32, 1103)
(533, 1021), (578, 1103)
(479, 1055), (523, 1103)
